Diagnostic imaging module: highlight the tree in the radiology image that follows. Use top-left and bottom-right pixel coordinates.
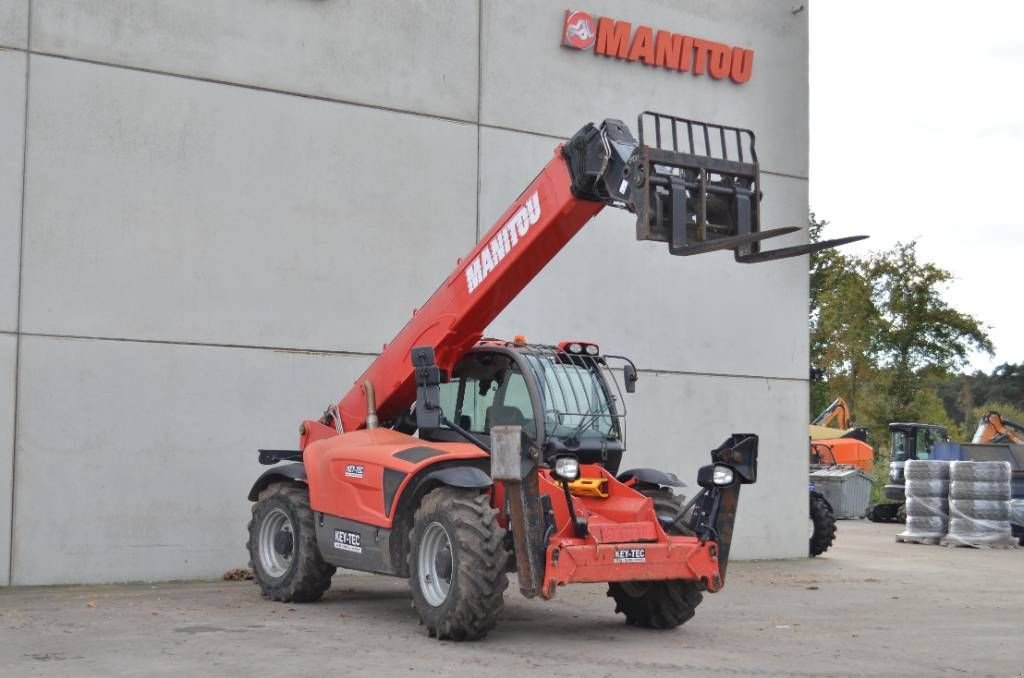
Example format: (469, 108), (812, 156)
(939, 362), (1024, 425)
(809, 217), (993, 442)
(808, 214), (881, 420)
(864, 242), (993, 422)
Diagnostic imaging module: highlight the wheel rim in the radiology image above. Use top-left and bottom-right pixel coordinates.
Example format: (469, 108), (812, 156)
(258, 507), (295, 578)
(418, 522), (454, 607)
(809, 518), (816, 539)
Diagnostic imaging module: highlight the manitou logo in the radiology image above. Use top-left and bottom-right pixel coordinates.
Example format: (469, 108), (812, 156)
(563, 10), (596, 49)
(465, 192), (541, 294)
(561, 9), (754, 84)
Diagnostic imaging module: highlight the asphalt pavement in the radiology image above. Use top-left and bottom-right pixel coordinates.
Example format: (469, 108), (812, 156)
(1, 520), (1021, 677)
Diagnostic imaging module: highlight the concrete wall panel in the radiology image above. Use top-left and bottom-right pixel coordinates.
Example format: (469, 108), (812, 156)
(480, 127), (809, 379)
(21, 56), (478, 352)
(0, 48), (24, 332)
(31, 0), (479, 120)
(0, 334), (15, 584)
(622, 369), (807, 559)
(11, 335), (372, 585)
(0, 1), (28, 49)
(481, 1), (808, 177)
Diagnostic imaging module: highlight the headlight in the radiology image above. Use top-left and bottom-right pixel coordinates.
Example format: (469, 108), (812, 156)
(568, 343), (583, 354)
(712, 465), (734, 486)
(553, 456), (580, 482)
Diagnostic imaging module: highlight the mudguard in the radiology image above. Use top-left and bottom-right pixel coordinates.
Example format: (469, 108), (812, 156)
(247, 462), (307, 501)
(421, 466), (492, 489)
(617, 467), (685, 488)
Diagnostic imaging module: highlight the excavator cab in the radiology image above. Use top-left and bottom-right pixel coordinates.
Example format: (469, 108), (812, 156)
(885, 423), (950, 499)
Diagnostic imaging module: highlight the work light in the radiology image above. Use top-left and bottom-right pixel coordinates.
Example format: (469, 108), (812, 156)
(712, 465), (735, 486)
(553, 456), (580, 482)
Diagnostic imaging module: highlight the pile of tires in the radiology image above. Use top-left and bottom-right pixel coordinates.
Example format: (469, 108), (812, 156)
(897, 460), (949, 542)
(945, 461), (1013, 546)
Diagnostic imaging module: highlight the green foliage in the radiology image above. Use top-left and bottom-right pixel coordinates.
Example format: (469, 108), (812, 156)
(869, 454), (891, 506)
(808, 215), (993, 444)
(863, 243), (992, 422)
(939, 363), (1024, 425)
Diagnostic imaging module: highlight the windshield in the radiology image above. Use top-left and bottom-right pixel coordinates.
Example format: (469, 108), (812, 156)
(522, 353), (618, 441)
(891, 431), (911, 461)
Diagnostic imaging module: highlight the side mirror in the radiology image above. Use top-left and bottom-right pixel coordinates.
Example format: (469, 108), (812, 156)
(623, 363), (638, 393)
(411, 346), (442, 432)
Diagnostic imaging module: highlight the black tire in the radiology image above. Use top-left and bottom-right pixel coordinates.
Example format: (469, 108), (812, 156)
(950, 461), (1011, 483)
(643, 486), (695, 536)
(948, 517), (1011, 539)
(905, 496), (948, 518)
(903, 515), (946, 536)
(949, 481), (1011, 501)
(607, 488), (703, 629)
(867, 503), (895, 522)
(247, 483), (335, 603)
(904, 460), (950, 481)
(950, 499), (1010, 521)
(904, 479), (949, 499)
(809, 492), (836, 557)
(408, 488), (508, 641)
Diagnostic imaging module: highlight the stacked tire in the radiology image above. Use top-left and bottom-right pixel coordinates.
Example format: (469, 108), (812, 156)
(898, 460), (949, 541)
(945, 461), (1013, 546)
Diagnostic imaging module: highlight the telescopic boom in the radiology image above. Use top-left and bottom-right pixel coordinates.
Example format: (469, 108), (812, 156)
(327, 113), (864, 433)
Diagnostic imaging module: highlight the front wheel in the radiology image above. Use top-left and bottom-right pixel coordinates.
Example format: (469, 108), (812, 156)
(607, 487), (703, 629)
(247, 483), (335, 602)
(407, 488), (508, 641)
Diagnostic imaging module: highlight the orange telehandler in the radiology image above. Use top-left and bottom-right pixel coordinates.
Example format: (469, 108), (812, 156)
(246, 112), (863, 640)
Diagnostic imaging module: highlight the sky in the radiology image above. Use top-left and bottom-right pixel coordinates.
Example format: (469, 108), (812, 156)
(810, 1), (1024, 373)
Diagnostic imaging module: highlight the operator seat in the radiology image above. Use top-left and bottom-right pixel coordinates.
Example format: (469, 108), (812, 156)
(485, 405), (526, 430)
(485, 405), (533, 436)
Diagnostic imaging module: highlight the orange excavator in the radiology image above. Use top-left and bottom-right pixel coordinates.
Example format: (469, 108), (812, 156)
(808, 397), (873, 473)
(972, 411), (1024, 444)
(245, 112), (863, 640)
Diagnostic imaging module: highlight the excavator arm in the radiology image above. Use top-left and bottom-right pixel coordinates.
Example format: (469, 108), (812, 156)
(813, 397), (852, 429)
(973, 411), (1024, 444)
(321, 112), (865, 435)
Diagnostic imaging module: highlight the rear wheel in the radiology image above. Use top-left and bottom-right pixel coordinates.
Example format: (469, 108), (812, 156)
(809, 492), (836, 556)
(407, 488), (508, 641)
(247, 483), (335, 602)
(607, 487), (703, 629)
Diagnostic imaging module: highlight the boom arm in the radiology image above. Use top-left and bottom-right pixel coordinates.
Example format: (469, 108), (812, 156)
(326, 113), (865, 434)
(813, 397), (852, 429)
(973, 411), (1024, 444)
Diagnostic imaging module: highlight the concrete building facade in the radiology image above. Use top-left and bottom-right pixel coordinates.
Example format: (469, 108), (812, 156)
(0, 1), (810, 585)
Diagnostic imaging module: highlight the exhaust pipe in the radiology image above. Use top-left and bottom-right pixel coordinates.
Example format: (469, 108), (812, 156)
(364, 380), (379, 429)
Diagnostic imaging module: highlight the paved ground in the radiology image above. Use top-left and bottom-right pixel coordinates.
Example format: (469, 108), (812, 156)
(1, 521), (1021, 677)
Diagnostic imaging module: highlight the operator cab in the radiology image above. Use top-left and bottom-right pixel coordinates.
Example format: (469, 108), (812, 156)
(885, 423), (949, 500)
(419, 340), (633, 474)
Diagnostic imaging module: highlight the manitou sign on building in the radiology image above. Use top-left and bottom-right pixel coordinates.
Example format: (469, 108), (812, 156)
(561, 9), (755, 83)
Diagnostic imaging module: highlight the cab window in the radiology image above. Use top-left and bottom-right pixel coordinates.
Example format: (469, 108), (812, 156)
(438, 353), (536, 437)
